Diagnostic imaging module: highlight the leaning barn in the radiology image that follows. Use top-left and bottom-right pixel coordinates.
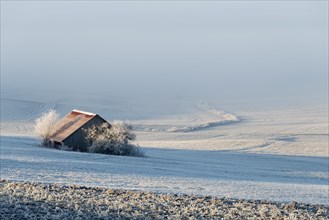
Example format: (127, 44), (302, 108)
(50, 109), (110, 151)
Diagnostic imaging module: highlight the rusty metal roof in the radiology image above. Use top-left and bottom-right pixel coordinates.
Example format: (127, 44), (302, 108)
(50, 109), (99, 142)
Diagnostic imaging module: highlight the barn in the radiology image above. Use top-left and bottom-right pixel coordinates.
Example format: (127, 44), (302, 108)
(49, 109), (110, 151)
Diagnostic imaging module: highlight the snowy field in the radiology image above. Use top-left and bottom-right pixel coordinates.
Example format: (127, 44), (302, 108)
(1, 96), (328, 205)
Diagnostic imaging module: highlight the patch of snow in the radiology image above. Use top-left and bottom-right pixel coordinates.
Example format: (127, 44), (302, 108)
(0, 136), (328, 205)
(1, 95), (328, 205)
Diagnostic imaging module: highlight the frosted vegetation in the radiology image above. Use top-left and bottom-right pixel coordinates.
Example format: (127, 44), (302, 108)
(2, 180), (328, 219)
(85, 122), (144, 157)
(34, 109), (59, 146)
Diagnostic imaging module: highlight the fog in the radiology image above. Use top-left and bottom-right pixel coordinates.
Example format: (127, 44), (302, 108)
(1, 1), (328, 103)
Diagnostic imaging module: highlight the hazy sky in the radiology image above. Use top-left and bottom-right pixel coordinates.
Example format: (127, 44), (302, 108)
(1, 1), (328, 101)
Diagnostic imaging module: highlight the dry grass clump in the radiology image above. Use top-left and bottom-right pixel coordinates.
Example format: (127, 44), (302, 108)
(1, 180), (328, 220)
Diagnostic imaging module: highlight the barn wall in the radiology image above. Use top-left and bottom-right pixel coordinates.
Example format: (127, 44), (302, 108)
(63, 116), (108, 152)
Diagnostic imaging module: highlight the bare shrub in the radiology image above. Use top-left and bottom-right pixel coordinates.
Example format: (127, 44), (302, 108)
(85, 121), (144, 157)
(34, 109), (59, 146)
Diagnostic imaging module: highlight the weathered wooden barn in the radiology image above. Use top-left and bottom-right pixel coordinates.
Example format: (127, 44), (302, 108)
(50, 109), (109, 151)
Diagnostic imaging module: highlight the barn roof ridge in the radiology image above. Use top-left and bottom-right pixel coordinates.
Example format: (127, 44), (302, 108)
(72, 109), (96, 116)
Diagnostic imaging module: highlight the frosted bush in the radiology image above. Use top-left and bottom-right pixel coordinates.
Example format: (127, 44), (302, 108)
(85, 121), (144, 157)
(34, 109), (59, 146)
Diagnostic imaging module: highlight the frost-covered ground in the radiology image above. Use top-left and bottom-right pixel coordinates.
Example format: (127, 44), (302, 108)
(0, 96), (328, 205)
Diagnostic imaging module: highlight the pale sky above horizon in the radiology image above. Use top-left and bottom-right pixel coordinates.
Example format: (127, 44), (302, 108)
(1, 1), (328, 102)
